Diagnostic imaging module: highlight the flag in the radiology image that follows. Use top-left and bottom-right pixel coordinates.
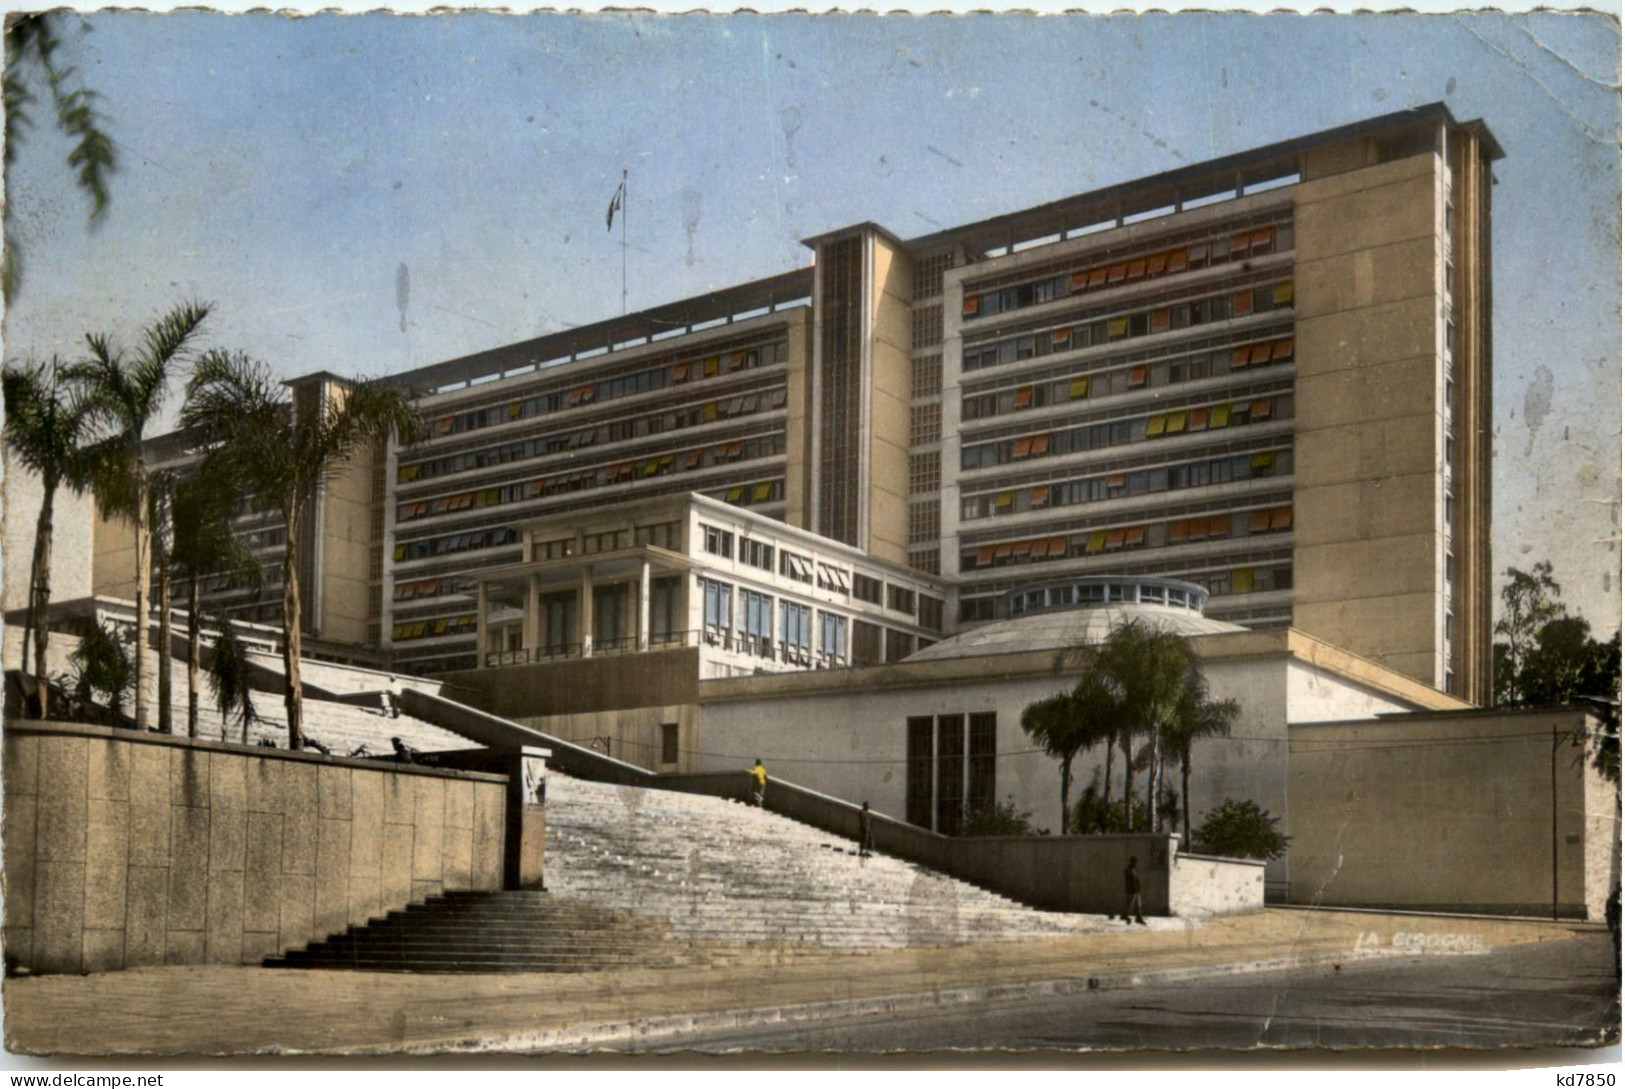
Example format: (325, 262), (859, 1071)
(606, 179), (624, 231)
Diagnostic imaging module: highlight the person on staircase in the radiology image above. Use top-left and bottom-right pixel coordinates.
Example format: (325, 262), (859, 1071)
(858, 801), (874, 859)
(750, 758), (768, 807)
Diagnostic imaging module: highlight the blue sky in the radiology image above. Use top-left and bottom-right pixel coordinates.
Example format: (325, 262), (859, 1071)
(3, 11), (1619, 631)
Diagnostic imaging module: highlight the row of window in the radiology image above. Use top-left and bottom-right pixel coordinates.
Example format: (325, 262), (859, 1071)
(428, 339), (791, 438)
(394, 526), (521, 565)
(962, 334), (1294, 422)
(392, 573), (479, 603)
(960, 391), (1293, 472)
(700, 577), (922, 665)
(697, 523), (937, 625)
(960, 503), (1294, 571)
(963, 279), (1294, 373)
(957, 561), (1293, 621)
(392, 613), (478, 643)
(396, 434), (786, 523)
(401, 386), (787, 487)
(1007, 580), (1203, 616)
(960, 448), (1292, 522)
(963, 221), (1292, 321)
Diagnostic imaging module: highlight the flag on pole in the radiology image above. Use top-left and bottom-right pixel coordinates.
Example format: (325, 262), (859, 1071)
(606, 179), (625, 231)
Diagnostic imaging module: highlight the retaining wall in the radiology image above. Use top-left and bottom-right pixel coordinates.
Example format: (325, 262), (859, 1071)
(3, 721), (508, 975)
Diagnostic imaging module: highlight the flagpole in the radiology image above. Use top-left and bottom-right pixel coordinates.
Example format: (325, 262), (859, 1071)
(620, 167), (628, 316)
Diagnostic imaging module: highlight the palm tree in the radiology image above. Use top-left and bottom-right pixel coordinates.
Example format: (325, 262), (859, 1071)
(1069, 668), (1123, 830)
(182, 353), (418, 749)
(169, 470), (262, 737)
(1020, 691), (1084, 834)
(1097, 618), (1197, 831)
(1164, 676), (1240, 844)
(67, 301), (212, 730)
(207, 614), (258, 743)
(1, 359), (96, 715)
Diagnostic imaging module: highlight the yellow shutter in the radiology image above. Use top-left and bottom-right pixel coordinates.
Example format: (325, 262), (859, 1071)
(1108, 316), (1129, 337)
(1233, 566), (1255, 592)
(1210, 403), (1232, 428)
(1251, 452), (1276, 470)
(1273, 281), (1295, 305)
(1087, 531), (1107, 553)
(704, 356), (720, 376)
(703, 402), (718, 421)
(1166, 411), (1187, 434)
(753, 482), (773, 501)
(1069, 375), (1090, 399)
(995, 490), (1014, 508)
(1145, 415), (1167, 437)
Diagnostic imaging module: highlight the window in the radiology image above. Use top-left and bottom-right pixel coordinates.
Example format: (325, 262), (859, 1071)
(820, 611), (848, 661)
(634, 522), (681, 551)
(533, 537), (574, 562)
(906, 717), (934, 828)
(853, 620), (882, 666)
(936, 714), (964, 835)
(968, 713), (996, 815)
(911, 402), (942, 446)
(919, 596), (944, 632)
(702, 579), (733, 631)
(742, 589), (774, 643)
(887, 585), (917, 616)
(779, 550), (813, 583)
(702, 524), (734, 559)
(817, 562), (851, 594)
(853, 573), (883, 605)
(660, 723), (679, 765)
(582, 529), (629, 555)
(780, 601), (811, 650)
(886, 628), (915, 663)
(742, 538), (775, 572)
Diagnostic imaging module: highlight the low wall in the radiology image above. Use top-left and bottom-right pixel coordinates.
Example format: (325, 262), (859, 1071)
(659, 771), (1249, 916)
(3, 721), (508, 975)
(1170, 852), (1268, 917)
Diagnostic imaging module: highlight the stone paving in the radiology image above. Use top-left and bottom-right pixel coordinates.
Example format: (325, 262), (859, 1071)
(3, 907), (1591, 1055)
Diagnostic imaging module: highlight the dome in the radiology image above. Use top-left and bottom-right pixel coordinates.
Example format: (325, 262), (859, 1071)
(906, 575), (1245, 662)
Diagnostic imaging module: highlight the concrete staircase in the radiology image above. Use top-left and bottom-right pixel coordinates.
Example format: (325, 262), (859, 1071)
(265, 890), (727, 973)
(544, 772), (1143, 948)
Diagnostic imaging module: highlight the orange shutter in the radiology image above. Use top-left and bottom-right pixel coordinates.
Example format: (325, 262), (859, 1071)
(1151, 308), (1170, 329)
(1070, 271), (1091, 290)
(1251, 344), (1272, 364)
(1012, 437), (1033, 458)
(1167, 248), (1189, 272)
(1209, 515), (1230, 536)
(1249, 510), (1272, 533)
(1146, 253), (1168, 276)
(1127, 259), (1147, 280)
(1251, 398), (1273, 419)
(1106, 473), (1127, 488)
(1030, 433), (1052, 455)
(1169, 520), (1189, 542)
(1049, 536), (1068, 557)
(1129, 364), (1148, 387)
(977, 546), (996, 566)
(1124, 526), (1146, 545)
(1105, 530), (1126, 549)
(963, 295), (980, 316)
(1189, 407), (1209, 431)
(1087, 268), (1108, 288)
(1233, 291), (1255, 316)
(1231, 346), (1251, 368)
(1107, 263), (1128, 283)
(1012, 541), (1031, 557)
(1252, 226), (1275, 248)
(1273, 338), (1294, 360)
(1014, 386), (1034, 407)
(1232, 232), (1251, 254)
(1032, 486), (1050, 506)
(1271, 507), (1294, 531)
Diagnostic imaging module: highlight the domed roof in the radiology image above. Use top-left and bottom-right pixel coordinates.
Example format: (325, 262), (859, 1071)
(906, 576), (1244, 663)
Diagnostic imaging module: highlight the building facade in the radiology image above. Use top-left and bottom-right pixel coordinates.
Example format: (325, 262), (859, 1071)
(91, 104), (1497, 703)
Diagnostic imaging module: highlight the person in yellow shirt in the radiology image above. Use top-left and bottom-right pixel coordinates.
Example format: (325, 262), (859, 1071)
(750, 758), (768, 807)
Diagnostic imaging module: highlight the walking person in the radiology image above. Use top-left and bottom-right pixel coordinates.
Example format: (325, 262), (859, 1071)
(1123, 855), (1146, 925)
(750, 757), (768, 807)
(858, 801), (875, 859)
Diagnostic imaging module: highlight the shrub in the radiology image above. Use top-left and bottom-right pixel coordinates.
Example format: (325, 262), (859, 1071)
(1191, 798), (1291, 861)
(959, 799), (1034, 837)
(69, 621), (134, 721)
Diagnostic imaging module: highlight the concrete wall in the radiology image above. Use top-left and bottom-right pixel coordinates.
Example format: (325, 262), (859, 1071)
(867, 234), (914, 566)
(441, 647), (700, 719)
(1169, 852), (1268, 917)
(1287, 707), (1614, 917)
(3, 721), (507, 975)
(89, 498), (138, 603)
(1292, 149), (1447, 692)
(316, 448), (377, 648)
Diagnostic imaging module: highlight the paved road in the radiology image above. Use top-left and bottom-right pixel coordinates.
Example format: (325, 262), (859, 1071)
(641, 930), (1621, 1053)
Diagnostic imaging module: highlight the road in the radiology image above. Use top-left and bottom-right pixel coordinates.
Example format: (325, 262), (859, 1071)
(635, 929), (1620, 1053)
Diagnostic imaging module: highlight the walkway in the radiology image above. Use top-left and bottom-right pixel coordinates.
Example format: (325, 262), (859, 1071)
(4, 908), (1590, 1055)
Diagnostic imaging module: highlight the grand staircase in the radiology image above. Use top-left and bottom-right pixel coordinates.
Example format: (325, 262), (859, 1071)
(543, 772), (1131, 949)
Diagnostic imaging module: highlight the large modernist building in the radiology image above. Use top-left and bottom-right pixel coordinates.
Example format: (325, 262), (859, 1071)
(91, 103), (1498, 705)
